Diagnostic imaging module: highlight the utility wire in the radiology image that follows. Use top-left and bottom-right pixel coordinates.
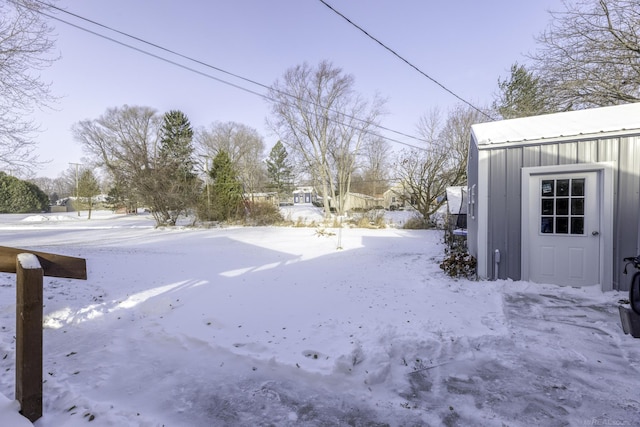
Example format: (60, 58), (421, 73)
(32, 0), (432, 151)
(318, 0), (492, 120)
(37, 10), (268, 100)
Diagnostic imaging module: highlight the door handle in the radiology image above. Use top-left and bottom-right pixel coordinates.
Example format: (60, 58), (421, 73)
(592, 231), (600, 236)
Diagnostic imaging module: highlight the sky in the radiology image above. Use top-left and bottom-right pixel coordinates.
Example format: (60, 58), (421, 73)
(29, 0), (560, 178)
(0, 207), (638, 425)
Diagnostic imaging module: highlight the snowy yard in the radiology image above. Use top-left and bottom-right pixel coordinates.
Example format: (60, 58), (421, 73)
(0, 208), (638, 426)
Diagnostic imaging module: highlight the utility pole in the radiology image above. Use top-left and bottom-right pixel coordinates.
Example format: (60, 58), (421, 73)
(199, 155), (211, 219)
(69, 163), (82, 216)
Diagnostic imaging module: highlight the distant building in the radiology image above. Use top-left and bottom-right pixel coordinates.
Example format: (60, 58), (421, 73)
(341, 192), (383, 212)
(293, 187), (316, 204)
(244, 192), (279, 206)
(383, 183), (411, 210)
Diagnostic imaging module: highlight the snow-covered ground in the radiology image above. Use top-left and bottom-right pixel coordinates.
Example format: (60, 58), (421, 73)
(0, 207), (638, 426)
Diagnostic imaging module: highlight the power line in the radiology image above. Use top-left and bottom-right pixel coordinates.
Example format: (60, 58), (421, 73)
(31, 1), (433, 151)
(317, 0), (492, 120)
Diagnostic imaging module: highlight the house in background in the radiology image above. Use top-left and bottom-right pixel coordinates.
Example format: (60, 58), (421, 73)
(467, 103), (640, 292)
(293, 187), (316, 204)
(341, 192), (383, 212)
(383, 182), (411, 210)
(245, 192), (279, 206)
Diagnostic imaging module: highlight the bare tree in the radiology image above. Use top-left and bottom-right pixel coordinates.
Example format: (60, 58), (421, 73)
(531, 0), (640, 109)
(196, 122), (266, 198)
(0, 0), (57, 175)
(267, 60), (385, 216)
(75, 106), (201, 225)
(74, 105), (159, 193)
(73, 105), (159, 216)
(28, 176), (57, 201)
(394, 105), (487, 220)
(358, 136), (391, 196)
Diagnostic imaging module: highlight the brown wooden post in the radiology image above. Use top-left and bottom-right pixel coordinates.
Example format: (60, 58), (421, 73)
(0, 246), (86, 423)
(15, 253), (44, 423)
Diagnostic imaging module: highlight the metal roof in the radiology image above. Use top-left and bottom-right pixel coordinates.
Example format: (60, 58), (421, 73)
(471, 102), (640, 146)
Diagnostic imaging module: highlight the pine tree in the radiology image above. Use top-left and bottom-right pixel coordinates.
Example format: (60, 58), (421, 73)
(494, 63), (549, 119)
(265, 141), (294, 203)
(77, 169), (100, 219)
(158, 110), (195, 178)
(143, 110), (199, 226)
(209, 150), (243, 222)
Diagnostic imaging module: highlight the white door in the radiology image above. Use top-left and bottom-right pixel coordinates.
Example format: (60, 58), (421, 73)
(527, 172), (600, 286)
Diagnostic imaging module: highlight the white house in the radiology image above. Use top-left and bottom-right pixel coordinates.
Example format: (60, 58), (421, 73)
(383, 182), (411, 210)
(341, 192), (382, 212)
(467, 103), (640, 291)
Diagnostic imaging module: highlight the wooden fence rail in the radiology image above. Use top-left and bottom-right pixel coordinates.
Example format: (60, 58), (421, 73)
(0, 246), (86, 423)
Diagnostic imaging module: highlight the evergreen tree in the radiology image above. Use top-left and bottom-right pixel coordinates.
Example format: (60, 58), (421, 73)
(158, 110), (195, 178)
(0, 172), (49, 213)
(494, 63), (550, 119)
(265, 141), (294, 202)
(105, 184), (128, 213)
(142, 110), (199, 226)
(77, 169), (100, 219)
(209, 150), (243, 222)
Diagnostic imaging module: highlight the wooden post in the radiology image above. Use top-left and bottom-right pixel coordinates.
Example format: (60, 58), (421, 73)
(15, 254), (43, 422)
(0, 246), (86, 423)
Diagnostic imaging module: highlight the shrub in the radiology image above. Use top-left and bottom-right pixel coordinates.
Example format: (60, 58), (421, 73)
(440, 247), (476, 279)
(367, 209), (386, 228)
(402, 214), (433, 229)
(348, 209), (386, 228)
(243, 201), (284, 226)
(0, 172), (49, 213)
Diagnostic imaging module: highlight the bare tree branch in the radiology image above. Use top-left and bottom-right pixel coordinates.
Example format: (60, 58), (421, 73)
(0, 0), (57, 174)
(394, 105), (488, 220)
(195, 121), (266, 197)
(267, 60), (386, 216)
(531, 0), (640, 109)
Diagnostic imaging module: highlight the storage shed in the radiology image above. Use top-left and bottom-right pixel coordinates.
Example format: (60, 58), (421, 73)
(467, 103), (640, 291)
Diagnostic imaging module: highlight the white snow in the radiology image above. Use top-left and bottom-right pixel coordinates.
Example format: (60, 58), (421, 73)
(22, 215), (79, 222)
(16, 253), (42, 270)
(0, 208), (638, 426)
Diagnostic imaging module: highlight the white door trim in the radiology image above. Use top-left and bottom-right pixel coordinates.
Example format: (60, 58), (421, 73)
(521, 162), (614, 291)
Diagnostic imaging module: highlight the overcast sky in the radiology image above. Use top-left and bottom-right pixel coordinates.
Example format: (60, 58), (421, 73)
(31, 0), (559, 178)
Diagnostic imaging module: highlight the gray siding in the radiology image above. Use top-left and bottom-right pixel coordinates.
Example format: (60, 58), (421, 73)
(467, 139), (479, 261)
(488, 149), (508, 279)
(505, 148), (523, 279)
(615, 137), (640, 290)
(477, 134), (640, 290)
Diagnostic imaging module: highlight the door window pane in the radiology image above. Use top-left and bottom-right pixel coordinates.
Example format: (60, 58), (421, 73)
(557, 180), (570, 196)
(571, 198), (584, 215)
(572, 179), (585, 196)
(539, 177), (586, 236)
(571, 217), (584, 235)
(556, 217), (569, 234)
(556, 198), (569, 215)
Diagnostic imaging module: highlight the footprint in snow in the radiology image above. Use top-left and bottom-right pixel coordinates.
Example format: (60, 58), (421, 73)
(302, 350), (326, 360)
